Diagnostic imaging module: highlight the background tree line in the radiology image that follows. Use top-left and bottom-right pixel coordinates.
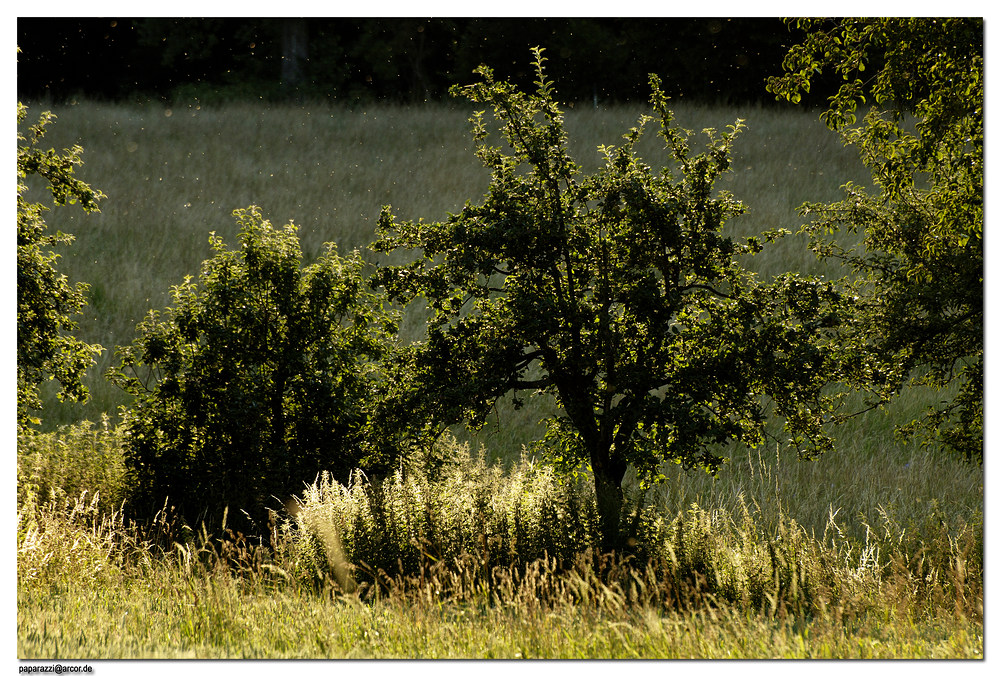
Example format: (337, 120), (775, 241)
(17, 17), (845, 106)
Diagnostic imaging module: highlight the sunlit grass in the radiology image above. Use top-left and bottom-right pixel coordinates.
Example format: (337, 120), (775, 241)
(18, 574), (983, 659)
(17, 447), (982, 659)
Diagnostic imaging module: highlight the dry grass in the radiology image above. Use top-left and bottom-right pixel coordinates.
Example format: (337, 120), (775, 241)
(17, 435), (982, 658)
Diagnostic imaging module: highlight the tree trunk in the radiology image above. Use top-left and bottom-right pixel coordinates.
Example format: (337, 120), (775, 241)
(554, 372), (628, 550)
(591, 443), (628, 551)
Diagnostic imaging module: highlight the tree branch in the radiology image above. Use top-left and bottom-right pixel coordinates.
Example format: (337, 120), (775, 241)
(678, 282), (733, 299)
(511, 376), (552, 390)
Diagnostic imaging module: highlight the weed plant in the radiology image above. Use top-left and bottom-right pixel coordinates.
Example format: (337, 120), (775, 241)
(283, 435), (599, 588)
(17, 415), (125, 510)
(285, 434), (981, 620)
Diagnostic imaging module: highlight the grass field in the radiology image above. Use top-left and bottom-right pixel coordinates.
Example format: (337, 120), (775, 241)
(16, 427), (984, 659)
(16, 98), (983, 660)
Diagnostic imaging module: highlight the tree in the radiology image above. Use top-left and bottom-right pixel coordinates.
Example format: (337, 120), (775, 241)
(767, 19), (983, 462)
(372, 50), (852, 549)
(17, 102), (105, 430)
(109, 207), (397, 533)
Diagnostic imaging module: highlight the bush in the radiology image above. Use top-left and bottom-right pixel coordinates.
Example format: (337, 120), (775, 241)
(110, 206), (397, 534)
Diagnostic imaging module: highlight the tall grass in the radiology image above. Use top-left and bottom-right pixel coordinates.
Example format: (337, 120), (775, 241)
(282, 433), (981, 615)
(17, 429), (982, 658)
(26, 98), (866, 430)
(17, 415), (126, 510)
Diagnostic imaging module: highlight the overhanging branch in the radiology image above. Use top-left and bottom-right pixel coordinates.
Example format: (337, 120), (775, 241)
(511, 377), (553, 390)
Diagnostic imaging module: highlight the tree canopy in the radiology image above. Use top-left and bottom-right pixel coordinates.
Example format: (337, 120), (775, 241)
(768, 18), (983, 462)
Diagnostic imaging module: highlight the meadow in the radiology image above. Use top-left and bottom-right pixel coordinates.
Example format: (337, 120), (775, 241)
(16, 98), (983, 659)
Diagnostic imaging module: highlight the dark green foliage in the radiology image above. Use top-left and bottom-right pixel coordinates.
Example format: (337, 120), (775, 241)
(372, 50), (853, 549)
(109, 207), (397, 533)
(768, 19), (983, 462)
(16, 102), (105, 430)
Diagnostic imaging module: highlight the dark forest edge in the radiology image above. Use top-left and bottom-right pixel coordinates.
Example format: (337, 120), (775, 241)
(20, 17), (840, 107)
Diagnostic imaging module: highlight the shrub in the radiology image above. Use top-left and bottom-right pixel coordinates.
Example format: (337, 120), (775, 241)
(109, 206), (397, 534)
